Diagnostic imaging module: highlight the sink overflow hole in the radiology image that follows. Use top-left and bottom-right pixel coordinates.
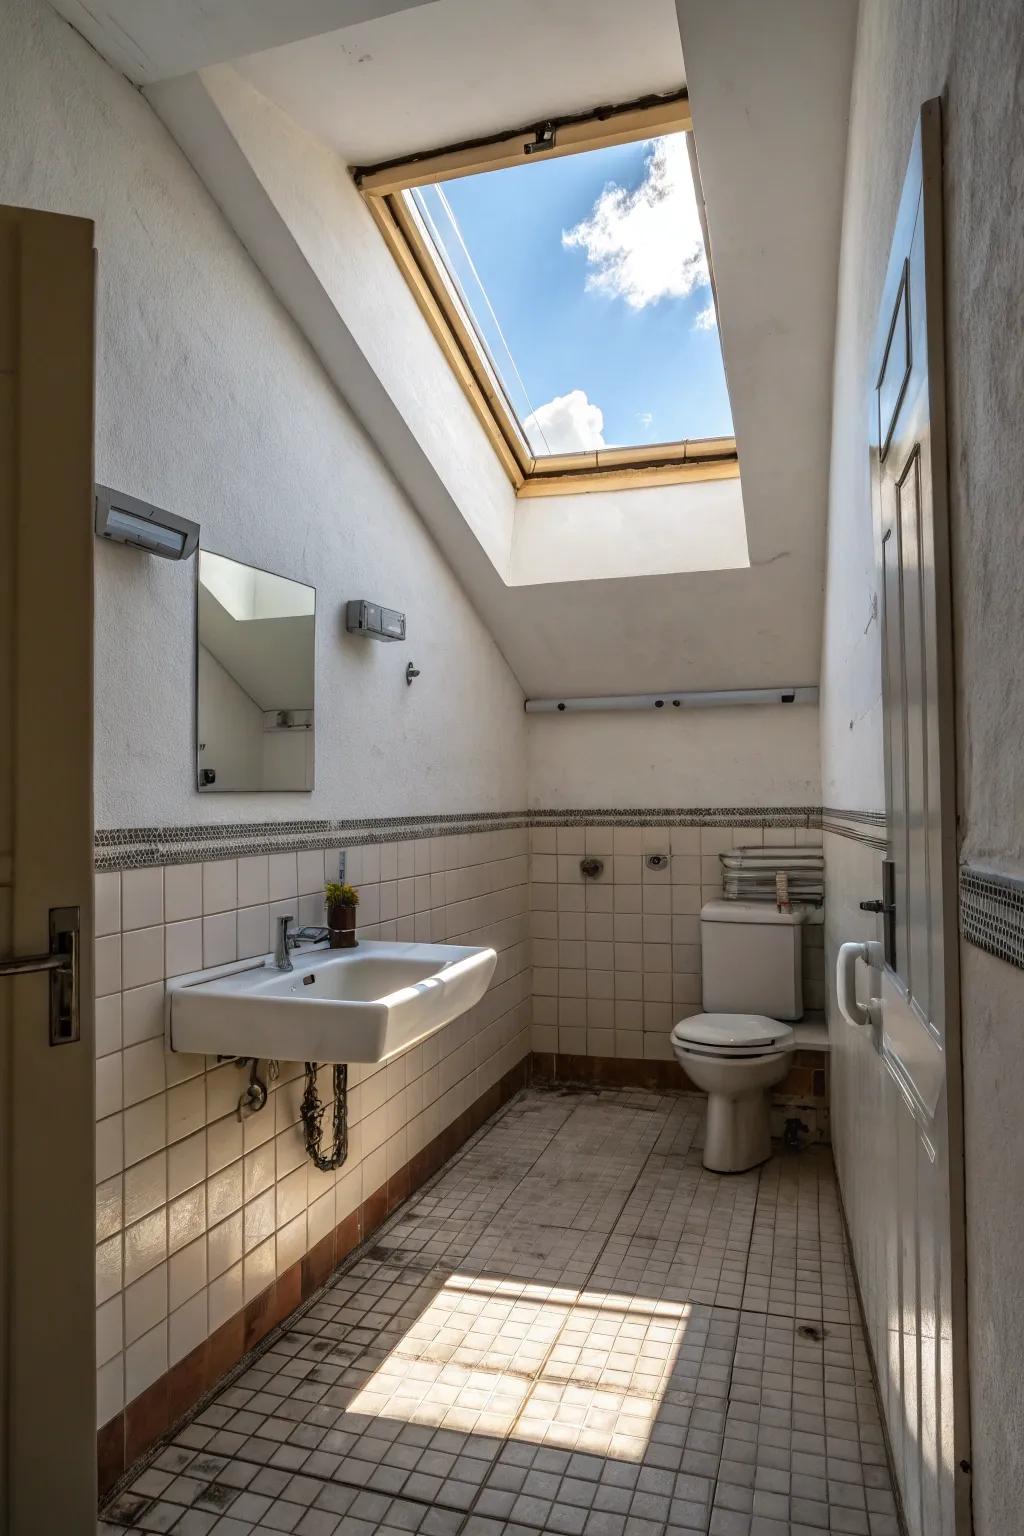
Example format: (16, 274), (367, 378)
(303, 973), (316, 986)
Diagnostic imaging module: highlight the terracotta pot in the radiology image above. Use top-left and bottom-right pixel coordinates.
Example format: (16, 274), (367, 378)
(327, 903), (358, 949)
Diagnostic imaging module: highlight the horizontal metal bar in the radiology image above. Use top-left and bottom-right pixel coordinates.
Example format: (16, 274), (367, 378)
(524, 687), (819, 715)
(0, 951), (70, 978)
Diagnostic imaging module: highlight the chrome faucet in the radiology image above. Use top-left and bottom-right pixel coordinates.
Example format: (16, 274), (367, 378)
(273, 914), (297, 972)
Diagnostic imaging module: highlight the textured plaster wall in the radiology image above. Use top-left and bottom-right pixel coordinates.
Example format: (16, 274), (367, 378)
(528, 706), (821, 810)
(0, 0), (526, 828)
(820, 1), (1024, 1528)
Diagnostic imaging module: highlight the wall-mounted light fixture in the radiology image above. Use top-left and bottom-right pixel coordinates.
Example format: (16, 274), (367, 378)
(345, 599), (406, 641)
(95, 484), (199, 561)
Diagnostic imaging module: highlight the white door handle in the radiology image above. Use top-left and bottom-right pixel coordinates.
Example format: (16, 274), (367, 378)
(836, 940), (883, 1028)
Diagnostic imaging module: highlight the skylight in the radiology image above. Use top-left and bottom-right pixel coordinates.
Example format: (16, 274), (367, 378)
(356, 98), (738, 496)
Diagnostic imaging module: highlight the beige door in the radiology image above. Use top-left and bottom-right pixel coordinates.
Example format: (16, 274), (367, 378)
(871, 102), (969, 1536)
(0, 207), (96, 1531)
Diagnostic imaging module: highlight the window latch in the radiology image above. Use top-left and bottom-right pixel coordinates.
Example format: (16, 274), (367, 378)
(524, 123), (556, 155)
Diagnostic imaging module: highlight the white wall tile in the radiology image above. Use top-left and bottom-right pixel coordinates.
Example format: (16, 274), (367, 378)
(124, 1209), (167, 1285)
(297, 849), (325, 895)
(169, 1236), (207, 1310)
(243, 1235), (276, 1302)
(97, 1358), (124, 1425)
(243, 1189), (275, 1253)
(202, 859), (237, 915)
(96, 1114), (124, 1183)
(169, 1291), (208, 1365)
(96, 1053), (123, 1120)
(124, 1151), (166, 1225)
(208, 1212), (243, 1282)
(122, 867), (164, 931)
(165, 918), (202, 979)
(96, 1296), (123, 1367)
(122, 925), (164, 990)
(207, 1114), (243, 1176)
(95, 1233), (123, 1305)
(125, 1321), (167, 1402)
(237, 903), (269, 959)
(168, 1131), (205, 1199)
(123, 1037), (166, 1107)
(124, 1096), (167, 1167)
(236, 854), (269, 907)
(168, 1185), (206, 1254)
(96, 1177), (122, 1242)
(276, 1165), (307, 1228)
(164, 863), (203, 922)
(202, 911), (236, 967)
(95, 993), (122, 1058)
(95, 873), (121, 938)
(267, 852), (297, 901)
(208, 1261), (242, 1331)
(167, 1077), (205, 1145)
(94, 934), (122, 998)
(122, 981), (165, 1047)
(124, 1263), (168, 1345)
(207, 1160), (243, 1225)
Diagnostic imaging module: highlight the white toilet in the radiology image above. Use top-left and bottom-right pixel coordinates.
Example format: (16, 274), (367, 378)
(670, 900), (806, 1173)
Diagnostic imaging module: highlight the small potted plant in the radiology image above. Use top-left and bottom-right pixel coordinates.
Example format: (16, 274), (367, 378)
(324, 881), (359, 949)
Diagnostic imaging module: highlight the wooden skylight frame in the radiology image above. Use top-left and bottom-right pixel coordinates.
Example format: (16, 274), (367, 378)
(353, 92), (739, 498)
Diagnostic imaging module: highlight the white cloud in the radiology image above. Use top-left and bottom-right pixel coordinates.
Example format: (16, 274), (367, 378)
(522, 388), (606, 456)
(562, 135), (710, 311)
(694, 300), (717, 331)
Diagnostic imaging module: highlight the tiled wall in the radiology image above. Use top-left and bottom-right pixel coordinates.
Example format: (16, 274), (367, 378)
(93, 828), (530, 1440)
(528, 822), (826, 1061)
(92, 808), (831, 1479)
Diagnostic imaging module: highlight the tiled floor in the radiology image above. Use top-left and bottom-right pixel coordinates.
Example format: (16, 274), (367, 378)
(100, 1088), (900, 1536)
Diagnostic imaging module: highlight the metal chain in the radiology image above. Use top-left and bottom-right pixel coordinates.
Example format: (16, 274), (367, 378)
(300, 1062), (349, 1172)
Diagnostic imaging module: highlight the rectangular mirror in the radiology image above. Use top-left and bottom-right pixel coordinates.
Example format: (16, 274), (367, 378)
(196, 550), (315, 792)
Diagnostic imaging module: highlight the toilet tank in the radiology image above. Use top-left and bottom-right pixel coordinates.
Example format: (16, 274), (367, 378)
(700, 900), (805, 1020)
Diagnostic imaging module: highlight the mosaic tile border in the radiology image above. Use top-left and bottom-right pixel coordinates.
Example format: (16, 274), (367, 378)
(94, 810), (534, 871)
(94, 805), (824, 871)
(530, 804), (823, 828)
(821, 806), (889, 851)
(960, 864), (1024, 971)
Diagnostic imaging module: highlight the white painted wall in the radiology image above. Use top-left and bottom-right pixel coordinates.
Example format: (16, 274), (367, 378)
(0, 0), (526, 828)
(528, 705), (821, 810)
(821, 2), (1024, 1528)
(509, 477), (749, 587)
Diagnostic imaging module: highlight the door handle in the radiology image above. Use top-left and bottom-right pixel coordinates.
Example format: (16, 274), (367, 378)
(0, 906), (81, 1045)
(836, 940), (883, 1029)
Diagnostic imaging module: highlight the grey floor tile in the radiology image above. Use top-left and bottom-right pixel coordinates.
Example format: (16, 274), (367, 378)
(100, 1090), (898, 1536)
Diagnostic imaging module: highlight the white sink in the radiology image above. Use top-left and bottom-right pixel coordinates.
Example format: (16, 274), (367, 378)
(166, 940), (498, 1064)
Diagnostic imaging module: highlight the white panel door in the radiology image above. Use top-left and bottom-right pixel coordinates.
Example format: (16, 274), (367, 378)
(0, 206), (96, 1531)
(870, 102), (970, 1536)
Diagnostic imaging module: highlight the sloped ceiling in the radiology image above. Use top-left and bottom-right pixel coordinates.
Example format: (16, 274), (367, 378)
(233, 0), (690, 164)
(59, 0), (858, 698)
(44, 0), (438, 84)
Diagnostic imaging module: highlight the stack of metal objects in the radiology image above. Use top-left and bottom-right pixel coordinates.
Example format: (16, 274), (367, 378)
(719, 845), (825, 907)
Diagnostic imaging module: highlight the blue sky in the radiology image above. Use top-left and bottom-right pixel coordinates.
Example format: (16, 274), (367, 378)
(410, 133), (733, 455)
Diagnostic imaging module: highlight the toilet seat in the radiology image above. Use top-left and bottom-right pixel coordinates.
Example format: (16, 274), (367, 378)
(671, 1012), (795, 1058)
